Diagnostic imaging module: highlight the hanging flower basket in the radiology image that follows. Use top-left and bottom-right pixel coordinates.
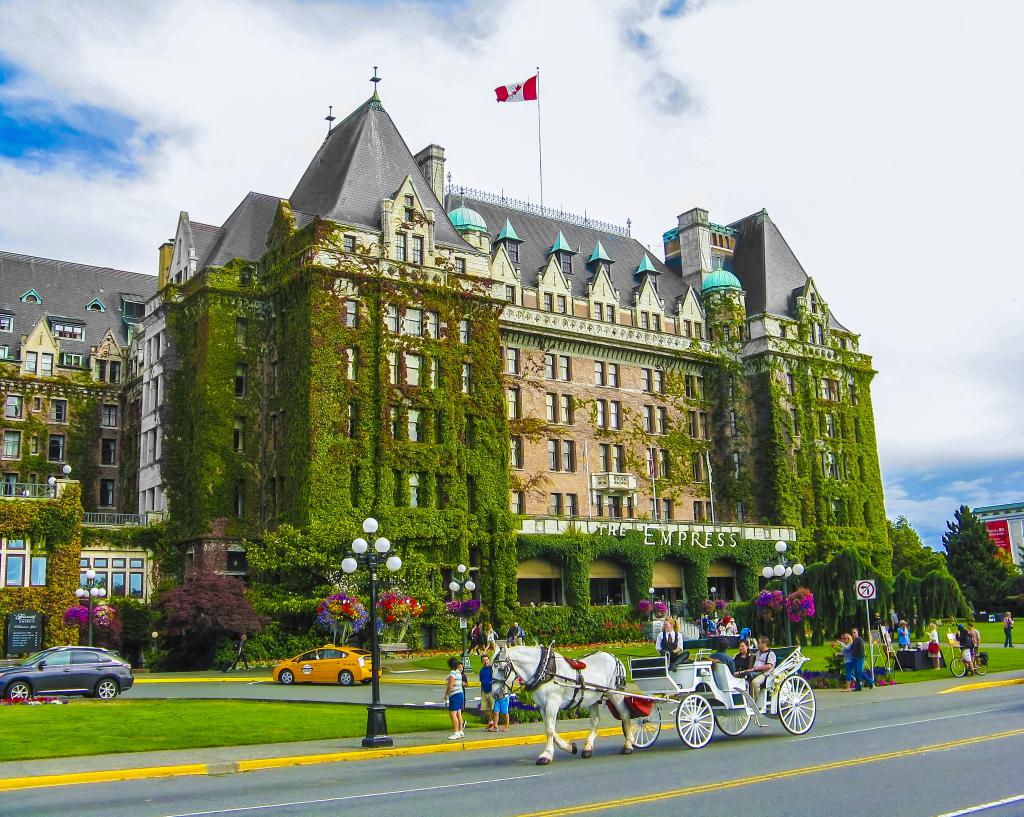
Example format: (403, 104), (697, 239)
(785, 588), (816, 623)
(376, 592), (424, 642)
(316, 593), (368, 645)
(755, 590), (785, 621)
(636, 600), (668, 617)
(445, 599), (481, 618)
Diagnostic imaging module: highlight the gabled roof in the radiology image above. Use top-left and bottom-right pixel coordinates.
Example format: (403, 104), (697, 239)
(289, 97), (469, 249)
(199, 193), (316, 268)
(0, 250), (154, 350)
(729, 210), (848, 331)
(451, 193), (675, 306)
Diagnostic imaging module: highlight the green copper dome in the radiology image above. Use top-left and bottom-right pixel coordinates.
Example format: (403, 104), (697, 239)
(447, 205), (488, 234)
(702, 268), (742, 293)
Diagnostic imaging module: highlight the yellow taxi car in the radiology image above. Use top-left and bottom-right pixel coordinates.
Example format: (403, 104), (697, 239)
(272, 645), (373, 686)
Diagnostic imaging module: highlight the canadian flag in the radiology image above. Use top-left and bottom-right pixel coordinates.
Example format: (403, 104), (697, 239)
(495, 74), (538, 103)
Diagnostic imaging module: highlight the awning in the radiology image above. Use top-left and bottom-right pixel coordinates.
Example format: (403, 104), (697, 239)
(589, 559), (624, 579)
(708, 560), (736, 578)
(517, 558), (561, 580)
(652, 561), (683, 588)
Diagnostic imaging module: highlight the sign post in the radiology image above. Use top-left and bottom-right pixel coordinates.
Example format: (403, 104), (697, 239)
(855, 580), (877, 683)
(4, 610), (44, 657)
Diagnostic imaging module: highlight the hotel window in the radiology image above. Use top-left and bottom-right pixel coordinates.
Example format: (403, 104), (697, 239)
(348, 401), (359, 438)
(657, 407), (667, 434)
(549, 493), (563, 516)
(426, 311), (439, 338)
(40, 353), (53, 376)
(593, 303), (604, 321)
(562, 440), (575, 472)
(545, 393), (557, 422)
(48, 434), (65, 462)
(412, 236), (424, 265)
(729, 410), (738, 437)
(543, 293), (554, 311)
(406, 473), (421, 508)
(434, 410), (444, 443)
(547, 439), (559, 471)
(653, 314), (661, 331)
(643, 405), (654, 433)
(385, 305), (400, 333)
(505, 285), (516, 303)
(640, 312), (649, 330)
(388, 352), (399, 384)
(404, 194), (415, 221)
(344, 235), (356, 252)
(594, 361), (605, 386)
(454, 257), (466, 275)
(235, 363), (247, 396)
(404, 308), (423, 336)
(558, 355), (571, 381)
(236, 317), (248, 345)
(787, 373), (796, 395)
(732, 451), (741, 479)
(610, 401), (621, 430)
(700, 412), (710, 439)
(694, 323), (704, 340)
(101, 404), (118, 427)
(693, 501), (704, 522)
(459, 319), (471, 344)
(658, 448), (670, 477)
(52, 322), (84, 340)
(346, 347), (358, 380)
(608, 364), (619, 388)
(23, 351), (37, 374)
(849, 380), (858, 405)
(596, 400), (607, 428)
(99, 479), (115, 507)
(560, 252), (573, 275)
(792, 409), (799, 436)
(506, 388), (520, 419)
(688, 411), (697, 438)
(613, 445), (624, 472)
(395, 232), (407, 262)
(234, 481), (245, 516)
(641, 369), (651, 393)
(505, 347), (520, 375)
(344, 300), (359, 328)
(854, 417), (862, 443)
(2, 431), (20, 459)
(30, 435), (38, 455)
(544, 353), (556, 379)
(566, 494), (579, 517)
(557, 295), (567, 314)
(683, 320), (692, 337)
(559, 394), (573, 424)
(599, 443), (610, 472)
(408, 409), (422, 442)
(406, 353), (422, 386)
(661, 499), (673, 521)
(607, 304), (616, 324)
(461, 363), (472, 394)
(511, 436), (523, 469)
(691, 452), (703, 481)
(5, 395), (23, 419)
(101, 439), (117, 466)
(430, 359), (440, 388)
(0, 315), (11, 332)
(654, 370), (665, 394)
(511, 491), (524, 514)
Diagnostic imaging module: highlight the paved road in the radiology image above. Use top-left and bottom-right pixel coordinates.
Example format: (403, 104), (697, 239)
(5, 682), (1023, 817)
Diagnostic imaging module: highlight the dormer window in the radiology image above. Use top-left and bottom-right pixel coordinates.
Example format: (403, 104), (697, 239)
(507, 241), (519, 263)
(0, 314), (12, 333)
(121, 298), (144, 319)
(404, 194), (415, 222)
(560, 252), (573, 275)
(86, 299), (106, 313)
(52, 321), (84, 341)
(20, 290), (41, 304)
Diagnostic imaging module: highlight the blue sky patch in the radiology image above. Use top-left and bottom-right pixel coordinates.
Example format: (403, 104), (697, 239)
(0, 58), (145, 174)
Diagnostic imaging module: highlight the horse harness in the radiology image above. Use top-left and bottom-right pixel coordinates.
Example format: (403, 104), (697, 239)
(518, 644), (626, 710)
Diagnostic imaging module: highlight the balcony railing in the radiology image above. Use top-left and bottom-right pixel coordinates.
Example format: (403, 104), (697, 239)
(0, 482), (55, 499)
(591, 472), (638, 493)
(82, 512), (163, 527)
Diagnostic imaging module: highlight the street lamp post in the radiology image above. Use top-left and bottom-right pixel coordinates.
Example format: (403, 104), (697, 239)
(341, 517), (402, 748)
(448, 564), (477, 672)
(761, 540), (805, 646)
(75, 570), (107, 647)
(648, 586), (656, 622)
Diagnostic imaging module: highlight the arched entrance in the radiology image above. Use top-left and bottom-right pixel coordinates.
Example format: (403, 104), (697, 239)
(589, 558), (626, 606)
(652, 560), (686, 614)
(708, 560), (739, 601)
(517, 558), (563, 606)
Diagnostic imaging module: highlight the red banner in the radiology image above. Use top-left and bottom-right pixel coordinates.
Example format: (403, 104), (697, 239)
(985, 520), (1012, 555)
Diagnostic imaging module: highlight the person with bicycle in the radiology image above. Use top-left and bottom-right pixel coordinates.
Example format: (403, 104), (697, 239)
(956, 624), (975, 675)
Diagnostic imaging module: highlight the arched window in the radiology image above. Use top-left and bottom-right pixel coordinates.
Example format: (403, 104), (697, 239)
(516, 559), (562, 606)
(589, 559), (626, 606)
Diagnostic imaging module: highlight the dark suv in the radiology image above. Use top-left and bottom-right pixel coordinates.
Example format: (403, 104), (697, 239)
(0, 646), (134, 700)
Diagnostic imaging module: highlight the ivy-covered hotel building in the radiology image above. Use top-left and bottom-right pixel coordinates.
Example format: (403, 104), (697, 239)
(0, 90), (886, 633)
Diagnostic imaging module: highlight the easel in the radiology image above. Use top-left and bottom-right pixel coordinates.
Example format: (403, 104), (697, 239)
(874, 625), (901, 672)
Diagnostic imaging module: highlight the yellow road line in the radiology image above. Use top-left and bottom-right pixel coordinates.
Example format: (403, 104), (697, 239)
(939, 678), (1024, 694)
(0, 763), (208, 793)
(510, 728), (1024, 817)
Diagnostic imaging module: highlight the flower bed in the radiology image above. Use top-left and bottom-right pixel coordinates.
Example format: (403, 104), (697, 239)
(1, 696), (66, 706)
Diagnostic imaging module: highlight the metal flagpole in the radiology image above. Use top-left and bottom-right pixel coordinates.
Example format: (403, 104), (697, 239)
(705, 451), (716, 524)
(650, 447), (660, 521)
(536, 66), (544, 206)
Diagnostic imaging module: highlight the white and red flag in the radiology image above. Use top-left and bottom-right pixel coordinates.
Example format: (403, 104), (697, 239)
(495, 74), (538, 103)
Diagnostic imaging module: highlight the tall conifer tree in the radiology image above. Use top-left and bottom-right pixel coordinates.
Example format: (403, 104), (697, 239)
(942, 505), (1009, 611)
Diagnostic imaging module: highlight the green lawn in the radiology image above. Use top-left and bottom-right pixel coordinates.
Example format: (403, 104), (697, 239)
(0, 700), (454, 763)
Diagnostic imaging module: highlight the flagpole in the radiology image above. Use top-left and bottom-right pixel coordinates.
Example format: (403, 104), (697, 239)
(536, 66), (544, 207)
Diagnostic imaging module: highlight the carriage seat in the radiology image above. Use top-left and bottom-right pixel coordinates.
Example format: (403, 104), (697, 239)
(565, 657), (587, 670)
(711, 662), (748, 695)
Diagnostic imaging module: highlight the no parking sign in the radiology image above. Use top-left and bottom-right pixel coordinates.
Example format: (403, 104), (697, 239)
(855, 580), (876, 601)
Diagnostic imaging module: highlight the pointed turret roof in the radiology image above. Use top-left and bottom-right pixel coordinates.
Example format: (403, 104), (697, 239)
(289, 97), (468, 249)
(635, 253), (658, 275)
(549, 231), (574, 254)
(496, 219), (521, 242)
(589, 241), (611, 264)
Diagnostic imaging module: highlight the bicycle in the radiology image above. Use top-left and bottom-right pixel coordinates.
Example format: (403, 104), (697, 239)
(949, 651), (988, 678)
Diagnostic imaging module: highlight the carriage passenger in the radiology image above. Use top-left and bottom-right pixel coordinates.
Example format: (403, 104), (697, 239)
(656, 617), (687, 671)
(748, 637), (777, 703)
(733, 640), (755, 675)
(709, 637), (737, 689)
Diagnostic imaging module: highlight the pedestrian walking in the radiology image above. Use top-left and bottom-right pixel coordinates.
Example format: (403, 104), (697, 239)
(483, 622), (498, 656)
(444, 657), (466, 740)
(1004, 612), (1014, 648)
(849, 628), (874, 690)
(505, 622), (524, 646)
(836, 633), (854, 690)
(223, 633), (249, 672)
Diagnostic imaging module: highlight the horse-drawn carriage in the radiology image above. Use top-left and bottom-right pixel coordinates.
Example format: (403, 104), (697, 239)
(626, 646), (817, 749)
(493, 642), (817, 764)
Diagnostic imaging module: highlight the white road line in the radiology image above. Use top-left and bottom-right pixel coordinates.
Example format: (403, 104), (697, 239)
(160, 774), (545, 817)
(933, 794), (1024, 816)
(793, 707), (1010, 741)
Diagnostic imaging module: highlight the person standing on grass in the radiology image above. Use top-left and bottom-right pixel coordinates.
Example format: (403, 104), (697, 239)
(896, 621), (911, 651)
(444, 657), (466, 740)
(849, 628), (874, 690)
(479, 655), (495, 730)
(1004, 612), (1014, 648)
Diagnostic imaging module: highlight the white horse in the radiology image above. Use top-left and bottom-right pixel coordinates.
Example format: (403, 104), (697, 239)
(493, 644), (635, 765)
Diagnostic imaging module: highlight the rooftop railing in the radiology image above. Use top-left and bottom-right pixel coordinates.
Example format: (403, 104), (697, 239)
(83, 512), (163, 527)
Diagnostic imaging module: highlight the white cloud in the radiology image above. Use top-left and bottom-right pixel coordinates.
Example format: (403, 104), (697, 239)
(1, 0), (1023, 475)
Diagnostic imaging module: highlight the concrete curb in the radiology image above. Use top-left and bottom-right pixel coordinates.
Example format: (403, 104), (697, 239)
(937, 677), (1024, 694)
(0, 726), (627, 792)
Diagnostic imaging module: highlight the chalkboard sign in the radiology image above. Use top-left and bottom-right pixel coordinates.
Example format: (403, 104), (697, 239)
(5, 610), (44, 657)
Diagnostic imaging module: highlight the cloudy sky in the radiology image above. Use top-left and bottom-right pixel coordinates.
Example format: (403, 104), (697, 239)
(1, 0), (1021, 546)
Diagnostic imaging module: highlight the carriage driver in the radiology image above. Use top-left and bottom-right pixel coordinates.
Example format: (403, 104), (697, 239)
(747, 636), (777, 703)
(656, 617), (687, 671)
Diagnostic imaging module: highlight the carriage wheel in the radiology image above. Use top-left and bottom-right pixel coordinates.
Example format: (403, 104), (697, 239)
(675, 694), (715, 749)
(714, 707), (751, 737)
(778, 675), (816, 735)
(629, 706), (663, 750)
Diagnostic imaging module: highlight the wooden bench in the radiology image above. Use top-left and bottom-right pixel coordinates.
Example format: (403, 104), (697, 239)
(379, 642), (412, 657)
